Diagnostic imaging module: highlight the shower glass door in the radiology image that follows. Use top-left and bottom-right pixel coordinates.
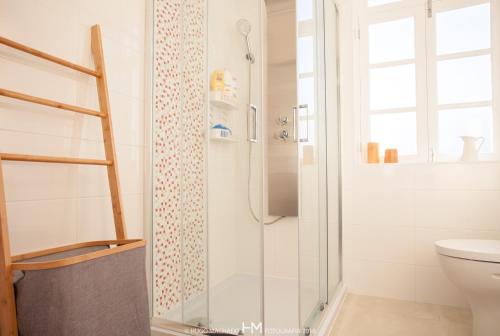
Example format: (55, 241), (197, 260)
(207, 0), (264, 333)
(296, 0), (327, 329)
(151, 0), (339, 334)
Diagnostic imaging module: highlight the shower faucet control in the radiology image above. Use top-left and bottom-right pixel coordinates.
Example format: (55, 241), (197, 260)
(278, 129), (289, 141)
(278, 116), (288, 126)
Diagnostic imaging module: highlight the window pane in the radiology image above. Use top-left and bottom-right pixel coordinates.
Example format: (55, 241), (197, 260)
(298, 36), (314, 74)
(298, 77), (314, 109)
(370, 112), (417, 156)
(438, 107), (493, 155)
(370, 64), (416, 110)
(369, 17), (414, 64)
(368, 0), (400, 7)
(297, 0), (313, 21)
(437, 55), (492, 105)
(436, 3), (490, 56)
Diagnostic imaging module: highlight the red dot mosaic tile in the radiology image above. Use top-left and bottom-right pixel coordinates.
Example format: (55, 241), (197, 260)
(152, 0), (207, 317)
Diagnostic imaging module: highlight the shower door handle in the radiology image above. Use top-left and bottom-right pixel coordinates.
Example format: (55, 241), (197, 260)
(248, 104), (257, 143)
(293, 106), (298, 142)
(300, 104), (310, 143)
(293, 104), (310, 143)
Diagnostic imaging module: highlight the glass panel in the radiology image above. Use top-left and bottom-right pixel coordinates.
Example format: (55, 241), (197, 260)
(298, 94), (321, 331)
(152, 0), (208, 328)
(369, 17), (414, 64)
(368, 0), (400, 7)
(207, 0), (263, 333)
(438, 106), (493, 155)
(436, 3), (490, 56)
(298, 77), (315, 145)
(370, 64), (416, 110)
(265, 0), (300, 334)
(296, 0), (323, 331)
(437, 55), (492, 105)
(298, 36), (314, 74)
(324, 0), (341, 303)
(297, 0), (313, 21)
(370, 112), (417, 155)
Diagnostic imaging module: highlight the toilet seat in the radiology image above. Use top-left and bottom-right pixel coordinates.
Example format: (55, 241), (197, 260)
(435, 239), (500, 263)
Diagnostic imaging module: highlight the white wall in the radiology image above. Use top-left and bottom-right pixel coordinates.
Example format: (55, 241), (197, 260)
(339, 0), (500, 307)
(343, 164), (500, 307)
(0, 0), (146, 255)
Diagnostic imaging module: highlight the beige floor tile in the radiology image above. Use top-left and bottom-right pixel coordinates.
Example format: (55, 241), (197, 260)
(330, 294), (472, 336)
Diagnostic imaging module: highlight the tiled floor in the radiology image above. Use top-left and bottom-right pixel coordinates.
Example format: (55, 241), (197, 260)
(330, 294), (472, 336)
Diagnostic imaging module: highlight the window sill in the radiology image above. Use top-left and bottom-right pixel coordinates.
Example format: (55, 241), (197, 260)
(359, 160), (500, 167)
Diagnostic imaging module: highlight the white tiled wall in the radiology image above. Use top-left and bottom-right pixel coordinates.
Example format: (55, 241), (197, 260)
(342, 163), (500, 308)
(0, 0), (146, 254)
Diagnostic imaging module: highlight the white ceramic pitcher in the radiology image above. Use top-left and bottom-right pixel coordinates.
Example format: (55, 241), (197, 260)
(460, 136), (485, 162)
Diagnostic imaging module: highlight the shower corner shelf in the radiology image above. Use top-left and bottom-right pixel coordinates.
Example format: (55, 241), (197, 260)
(210, 135), (239, 143)
(210, 91), (238, 111)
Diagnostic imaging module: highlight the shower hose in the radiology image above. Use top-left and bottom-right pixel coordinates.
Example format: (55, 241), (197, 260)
(246, 59), (284, 226)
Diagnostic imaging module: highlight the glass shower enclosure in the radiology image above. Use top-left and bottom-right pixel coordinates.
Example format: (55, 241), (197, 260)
(150, 0), (341, 334)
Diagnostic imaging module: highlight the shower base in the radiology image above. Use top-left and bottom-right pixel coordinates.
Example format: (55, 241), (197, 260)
(161, 273), (311, 335)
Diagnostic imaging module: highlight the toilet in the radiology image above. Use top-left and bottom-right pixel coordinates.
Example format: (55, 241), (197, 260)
(435, 239), (500, 336)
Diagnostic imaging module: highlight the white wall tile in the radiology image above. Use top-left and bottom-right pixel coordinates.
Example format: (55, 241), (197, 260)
(344, 157), (500, 308)
(123, 194), (144, 239)
(349, 188), (414, 228)
(353, 164), (415, 190)
(415, 163), (500, 190)
(0, 1), (81, 63)
(0, 99), (95, 140)
(344, 225), (415, 264)
(415, 266), (468, 307)
(7, 198), (78, 254)
(344, 259), (415, 301)
(415, 190), (500, 231)
(77, 194), (144, 242)
(3, 162), (78, 202)
(76, 196), (115, 241)
(101, 36), (145, 100)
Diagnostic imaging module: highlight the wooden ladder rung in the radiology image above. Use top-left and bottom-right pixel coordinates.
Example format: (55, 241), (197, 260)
(0, 36), (100, 77)
(0, 153), (112, 166)
(0, 88), (105, 117)
(0, 25), (126, 335)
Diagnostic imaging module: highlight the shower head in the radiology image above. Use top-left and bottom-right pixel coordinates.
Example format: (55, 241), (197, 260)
(237, 19), (255, 64)
(237, 19), (252, 37)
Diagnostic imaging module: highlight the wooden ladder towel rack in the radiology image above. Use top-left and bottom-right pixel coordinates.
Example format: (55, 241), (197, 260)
(0, 25), (145, 336)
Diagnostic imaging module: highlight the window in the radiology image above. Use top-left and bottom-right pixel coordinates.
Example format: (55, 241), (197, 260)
(360, 0), (499, 162)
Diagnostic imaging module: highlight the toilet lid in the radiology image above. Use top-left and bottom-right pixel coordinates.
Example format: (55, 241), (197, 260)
(435, 239), (500, 263)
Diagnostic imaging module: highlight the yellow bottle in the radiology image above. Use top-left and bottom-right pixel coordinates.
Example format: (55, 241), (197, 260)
(210, 70), (225, 92)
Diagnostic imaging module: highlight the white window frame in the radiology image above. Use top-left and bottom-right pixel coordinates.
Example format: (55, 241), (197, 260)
(358, 0), (500, 163)
(427, 0), (500, 161)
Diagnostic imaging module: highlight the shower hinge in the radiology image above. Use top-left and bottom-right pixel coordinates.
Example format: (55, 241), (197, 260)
(427, 0), (433, 18)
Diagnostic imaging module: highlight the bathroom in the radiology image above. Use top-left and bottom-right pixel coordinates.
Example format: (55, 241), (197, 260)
(0, 0), (498, 335)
